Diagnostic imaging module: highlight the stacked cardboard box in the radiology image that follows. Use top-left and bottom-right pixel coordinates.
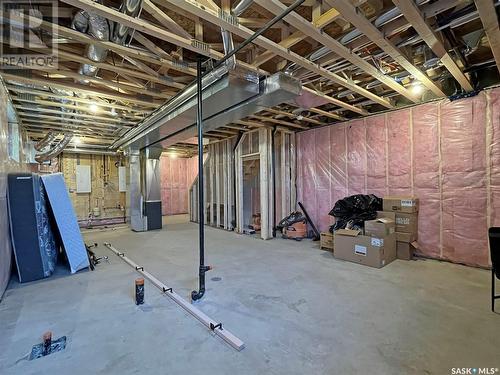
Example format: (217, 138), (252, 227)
(379, 196), (419, 260)
(333, 218), (396, 268)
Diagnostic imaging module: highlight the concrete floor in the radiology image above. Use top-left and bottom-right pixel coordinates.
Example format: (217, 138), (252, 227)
(1, 216), (499, 374)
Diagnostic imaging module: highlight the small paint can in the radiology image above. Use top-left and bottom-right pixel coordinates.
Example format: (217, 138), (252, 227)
(135, 278), (144, 305)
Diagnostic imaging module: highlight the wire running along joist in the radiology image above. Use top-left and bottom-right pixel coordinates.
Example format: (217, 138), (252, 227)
(103, 243), (245, 351)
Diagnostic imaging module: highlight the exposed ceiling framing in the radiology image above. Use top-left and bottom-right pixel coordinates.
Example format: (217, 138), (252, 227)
(1, 0), (496, 155)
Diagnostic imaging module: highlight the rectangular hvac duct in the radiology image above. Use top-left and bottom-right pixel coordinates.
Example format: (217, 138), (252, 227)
(160, 72), (302, 149)
(112, 70), (301, 151)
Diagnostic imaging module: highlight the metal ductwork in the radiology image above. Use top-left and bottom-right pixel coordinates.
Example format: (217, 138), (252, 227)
(111, 0), (143, 44)
(232, 0), (254, 16)
(113, 71), (301, 151)
(71, 7), (110, 84)
(34, 132), (58, 151)
(35, 133), (74, 163)
(71, 0), (142, 84)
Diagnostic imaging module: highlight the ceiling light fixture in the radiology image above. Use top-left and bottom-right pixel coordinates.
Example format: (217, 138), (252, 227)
(410, 83), (424, 96)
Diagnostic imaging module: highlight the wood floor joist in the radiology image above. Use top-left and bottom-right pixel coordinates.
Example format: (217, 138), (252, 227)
(255, 0), (418, 104)
(7, 86), (153, 113)
(474, 0), (500, 75)
(59, 0), (260, 74)
(13, 105), (139, 125)
(159, 0), (387, 112)
(1, 73), (160, 107)
(329, 0), (445, 98)
(393, 0), (474, 92)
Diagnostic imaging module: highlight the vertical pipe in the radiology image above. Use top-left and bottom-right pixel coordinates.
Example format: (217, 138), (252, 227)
(271, 127), (277, 237)
(192, 57), (208, 301)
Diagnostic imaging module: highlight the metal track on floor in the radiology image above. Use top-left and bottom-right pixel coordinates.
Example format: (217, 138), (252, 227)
(103, 243), (244, 351)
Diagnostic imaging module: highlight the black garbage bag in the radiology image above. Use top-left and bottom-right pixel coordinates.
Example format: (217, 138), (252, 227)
(276, 211), (306, 231)
(328, 194), (382, 232)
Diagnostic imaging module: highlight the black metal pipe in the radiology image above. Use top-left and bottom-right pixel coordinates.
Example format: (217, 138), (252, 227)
(192, 57), (209, 301)
(191, 0), (305, 300)
(271, 127), (278, 237)
(207, 0), (305, 75)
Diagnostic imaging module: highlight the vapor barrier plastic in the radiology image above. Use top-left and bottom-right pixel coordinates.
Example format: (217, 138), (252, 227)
(296, 87), (500, 267)
(160, 155), (198, 216)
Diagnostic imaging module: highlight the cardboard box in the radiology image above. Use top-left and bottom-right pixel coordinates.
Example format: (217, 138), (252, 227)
(334, 229), (396, 268)
(320, 232), (334, 251)
(395, 212), (418, 233)
(378, 211), (417, 234)
(383, 196), (419, 213)
(396, 231), (417, 243)
(364, 218), (395, 237)
(378, 211), (417, 242)
(377, 211), (395, 221)
(397, 241), (417, 260)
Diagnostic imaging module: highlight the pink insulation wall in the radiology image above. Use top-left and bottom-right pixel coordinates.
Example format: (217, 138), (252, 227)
(160, 155), (198, 216)
(296, 88), (500, 267)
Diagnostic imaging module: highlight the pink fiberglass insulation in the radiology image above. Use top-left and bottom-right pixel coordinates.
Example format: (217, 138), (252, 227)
(160, 155), (198, 216)
(314, 126), (332, 232)
(387, 109), (412, 196)
(365, 115), (387, 198)
(412, 102), (441, 258)
(489, 90), (500, 228)
(346, 119), (367, 195)
(296, 87), (500, 267)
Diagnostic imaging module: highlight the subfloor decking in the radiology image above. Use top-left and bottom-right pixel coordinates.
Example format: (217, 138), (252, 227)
(0, 217), (499, 374)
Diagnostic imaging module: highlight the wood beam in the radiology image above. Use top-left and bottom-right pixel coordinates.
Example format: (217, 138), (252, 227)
(255, 0), (417, 103)
(160, 0), (385, 111)
(302, 87), (368, 115)
(133, 32), (173, 60)
(7, 86), (153, 112)
(330, 0), (445, 98)
(308, 107), (345, 121)
(251, 115), (309, 129)
(1, 72), (160, 107)
(21, 119), (119, 134)
(252, 7), (342, 67)
(143, 0), (192, 39)
(33, 17), (197, 76)
(14, 105), (138, 125)
(58, 0), (260, 74)
(474, 0), (500, 75)
(393, 0), (474, 92)
(14, 66), (175, 99)
(12, 97), (147, 120)
(264, 108), (324, 125)
(17, 113), (131, 128)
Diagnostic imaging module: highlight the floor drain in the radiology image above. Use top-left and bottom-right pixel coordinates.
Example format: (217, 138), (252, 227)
(211, 277), (222, 282)
(29, 335), (67, 360)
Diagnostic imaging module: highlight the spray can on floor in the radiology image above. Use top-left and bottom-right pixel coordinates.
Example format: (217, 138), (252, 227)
(135, 278), (144, 305)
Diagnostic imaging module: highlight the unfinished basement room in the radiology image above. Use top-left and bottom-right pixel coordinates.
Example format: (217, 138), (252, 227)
(1, 0), (500, 373)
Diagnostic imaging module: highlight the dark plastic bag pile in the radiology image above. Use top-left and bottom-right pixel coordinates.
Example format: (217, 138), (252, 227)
(329, 194), (382, 233)
(276, 211), (306, 231)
